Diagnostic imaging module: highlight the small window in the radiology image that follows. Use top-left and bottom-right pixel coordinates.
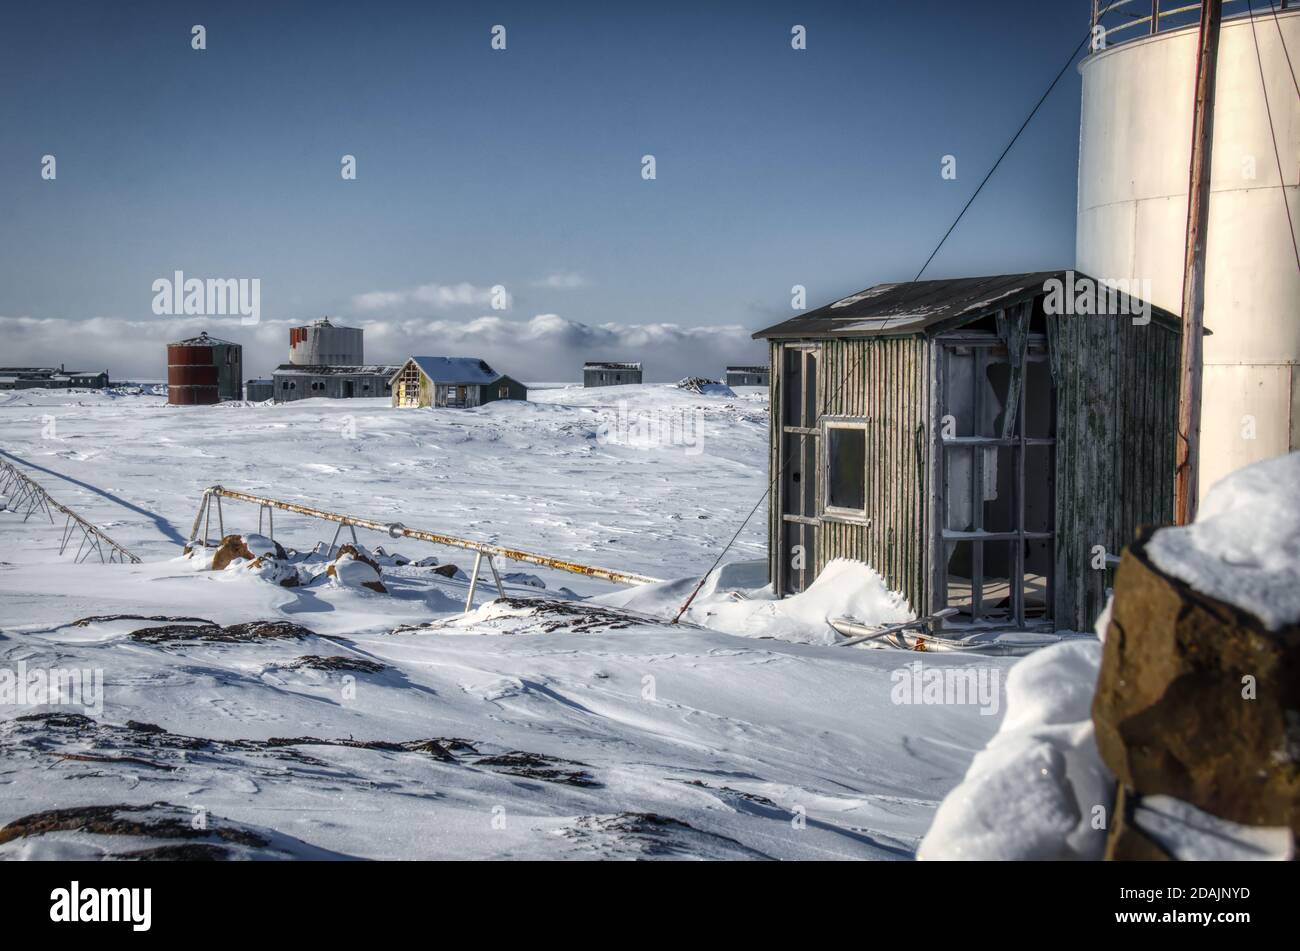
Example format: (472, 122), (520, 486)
(823, 420), (867, 519)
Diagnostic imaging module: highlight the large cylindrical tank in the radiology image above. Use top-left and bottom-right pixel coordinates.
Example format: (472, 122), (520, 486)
(1077, 7), (1300, 499)
(167, 332), (242, 404)
(289, 318), (363, 366)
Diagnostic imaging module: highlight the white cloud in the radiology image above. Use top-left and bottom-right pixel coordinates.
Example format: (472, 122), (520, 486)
(0, 313), (766, 384)
(352, 282), (510, 312)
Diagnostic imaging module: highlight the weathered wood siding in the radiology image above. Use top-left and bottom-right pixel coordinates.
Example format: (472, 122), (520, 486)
(767, 337), (931, 613)
(767, 341), (781, 587)
(819, 336), (931, 613)
(1053, 314), (1180, 629)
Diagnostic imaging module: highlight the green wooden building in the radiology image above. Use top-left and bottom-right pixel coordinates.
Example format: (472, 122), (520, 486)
(752, 271), (1184, 633)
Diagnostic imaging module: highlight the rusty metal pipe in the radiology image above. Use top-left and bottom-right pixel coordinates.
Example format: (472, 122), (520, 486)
(191, 485), (663, 586)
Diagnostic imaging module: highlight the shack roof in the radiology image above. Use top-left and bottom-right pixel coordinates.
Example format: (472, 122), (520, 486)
(583, 362), (642, 371)
(169, 331), (241, 347)
(395, 356), (505, 386)
(273, 364), (398, 377)
(752, 270), (1183, 339)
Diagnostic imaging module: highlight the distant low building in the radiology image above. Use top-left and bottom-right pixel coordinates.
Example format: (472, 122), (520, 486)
(583, 362), (642, 387)
(0, 367), (109, 390)
(725, 365), (769, 387)
(272, 364), (398, 402)
(244, 379), (275, 402)
(390, 356), (527, 408)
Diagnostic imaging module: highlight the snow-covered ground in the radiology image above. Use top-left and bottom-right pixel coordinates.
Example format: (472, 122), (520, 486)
(0, 384), (1016, 860)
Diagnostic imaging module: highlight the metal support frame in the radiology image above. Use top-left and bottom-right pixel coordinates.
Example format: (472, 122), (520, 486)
(185, 485), (663, 592)
(0, 456), (141, 564)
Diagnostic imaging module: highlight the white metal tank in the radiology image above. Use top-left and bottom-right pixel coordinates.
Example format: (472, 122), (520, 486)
(1077, 5), (1300, 499)
(289, 317), (364, 366)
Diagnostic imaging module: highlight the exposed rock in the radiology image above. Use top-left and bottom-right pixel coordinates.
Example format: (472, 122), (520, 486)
(0, 802), (349, 860)
(334, 543), (380, 573)
(558, 812), (768, 860)
(0, 802), (267, 848)
(210, 534), (255, 571)
(71, 614), (216, 628)
(432, 563), (464, 579)
(287, 654), (387, 674)
(327, 544), (387, 593)
(207, 533), (294, 584)
(129, 619), (315, 644)
(473, 751), (598, 787)
(1094, 527), (1300, 848)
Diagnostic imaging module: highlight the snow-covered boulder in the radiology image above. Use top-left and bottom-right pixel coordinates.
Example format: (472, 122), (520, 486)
(1094, 452), (1300, 854)
(188, 533), (299, 586)
(922, 453), (1300, 860)
(326, 544), (387, 594)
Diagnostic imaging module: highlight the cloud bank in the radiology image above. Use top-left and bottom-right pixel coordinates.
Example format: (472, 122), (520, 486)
(0, 314), (767, 384)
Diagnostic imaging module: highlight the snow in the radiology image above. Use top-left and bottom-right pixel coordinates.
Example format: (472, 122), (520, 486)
(921, 454), (1300, 860)
(1146, 451), (1300, 630)
(917, 639), (1113, 860)
(1133, 796), (1292, 861)
(0, 384), (1015, 859)
(409, 356), (505, 385)
(596, 557), (913, 646)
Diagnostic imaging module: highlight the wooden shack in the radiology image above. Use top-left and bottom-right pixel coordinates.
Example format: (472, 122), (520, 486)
(583, 362), (642, 387)
(389, 356), (527, 408)
(752, 271), (1183, 632)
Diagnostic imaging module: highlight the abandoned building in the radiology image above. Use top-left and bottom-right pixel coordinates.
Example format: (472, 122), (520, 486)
(272, 318), (397, 402)
(583, 362), (642, 387)
(289, 317), (363, 366)
(244, 378), (274, 401)
(167, 332), (242, 404)
(390, 356), (527, 408)
(0, 366), (109, 390)
(725, 365), (770, 387)
(752, 271), (1183, 633)
(273, 364), (398, 401)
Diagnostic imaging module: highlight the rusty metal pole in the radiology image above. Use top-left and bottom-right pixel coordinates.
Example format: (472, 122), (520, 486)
(1174, 0), (1223, 525)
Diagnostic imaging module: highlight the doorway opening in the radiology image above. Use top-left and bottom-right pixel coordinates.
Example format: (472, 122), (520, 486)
(777, 346), (819, 594)
(938, 337), (1055, 628)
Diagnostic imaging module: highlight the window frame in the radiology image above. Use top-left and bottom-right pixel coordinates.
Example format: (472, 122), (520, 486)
(819, 415), (870, 526)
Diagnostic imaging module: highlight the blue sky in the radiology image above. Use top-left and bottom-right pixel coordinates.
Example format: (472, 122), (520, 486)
(0, 0), (1091, 379)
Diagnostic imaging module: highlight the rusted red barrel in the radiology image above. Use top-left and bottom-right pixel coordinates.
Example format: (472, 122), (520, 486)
(167, 343), (219, 405)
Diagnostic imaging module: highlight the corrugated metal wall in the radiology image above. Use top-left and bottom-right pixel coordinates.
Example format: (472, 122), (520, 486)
(1052, 314), (1180, 628)
(768, 337), (931, 613)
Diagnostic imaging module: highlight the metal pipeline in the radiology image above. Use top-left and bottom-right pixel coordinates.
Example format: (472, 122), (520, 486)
(191, 485), (663, 586)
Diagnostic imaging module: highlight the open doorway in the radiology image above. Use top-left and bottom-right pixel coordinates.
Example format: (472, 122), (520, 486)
(938, 336), (1055, 628)
(777, 345), (819, 594)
